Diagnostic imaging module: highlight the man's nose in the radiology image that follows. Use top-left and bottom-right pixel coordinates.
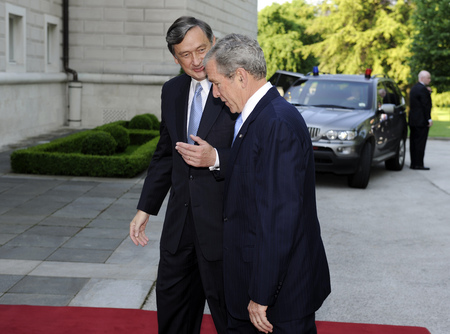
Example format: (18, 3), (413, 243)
(193, 53), (202, 66)
(212, 85), (220, 98)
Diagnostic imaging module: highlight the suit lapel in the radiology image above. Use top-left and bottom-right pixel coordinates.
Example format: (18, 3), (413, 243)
(176, 78), (225, 143)
(175, 75), (191, 143)
(196, 89), (224, 140)
(225, 87), (279, 193)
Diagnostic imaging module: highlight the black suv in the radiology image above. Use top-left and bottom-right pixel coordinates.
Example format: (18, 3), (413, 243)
(269, 69), (407, 188)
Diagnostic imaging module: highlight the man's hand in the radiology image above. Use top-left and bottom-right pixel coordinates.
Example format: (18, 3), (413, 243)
(248, 300), (273, 333)
(130, 210), (150, 247)
(175, 135), (216, 167)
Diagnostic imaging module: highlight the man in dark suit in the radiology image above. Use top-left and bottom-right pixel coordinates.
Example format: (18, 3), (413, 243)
(179, 34), (330, 334)
(129, 17), (235, 334)
(409, 70), (432, 170)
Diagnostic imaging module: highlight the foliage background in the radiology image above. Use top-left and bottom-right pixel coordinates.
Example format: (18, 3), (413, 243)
(258, 0), (449, 109)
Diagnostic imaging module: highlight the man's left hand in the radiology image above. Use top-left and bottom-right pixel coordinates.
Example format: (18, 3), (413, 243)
(175, 135), (216, 167)
(248, 300), (273, 333)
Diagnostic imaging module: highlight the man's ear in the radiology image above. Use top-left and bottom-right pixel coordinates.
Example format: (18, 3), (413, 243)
(236, 68), (248, 87)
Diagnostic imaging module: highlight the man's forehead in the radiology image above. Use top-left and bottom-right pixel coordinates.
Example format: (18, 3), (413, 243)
(205, 61), (219, 76)
(174, 41), (208, 53)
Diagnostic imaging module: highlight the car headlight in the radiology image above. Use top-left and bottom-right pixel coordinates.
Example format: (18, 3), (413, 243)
(325, 130), (356, 141)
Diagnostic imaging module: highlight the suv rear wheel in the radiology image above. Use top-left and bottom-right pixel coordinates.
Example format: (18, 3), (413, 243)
(385, 137), (406, 171)
(348, 143), (373, 189)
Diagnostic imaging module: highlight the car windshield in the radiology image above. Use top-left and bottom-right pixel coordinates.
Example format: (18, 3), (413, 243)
(284, 79), (371, 110)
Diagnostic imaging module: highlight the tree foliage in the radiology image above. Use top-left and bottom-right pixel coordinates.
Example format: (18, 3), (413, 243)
(409, 0), (450, 93)
(258, 0), (320, 79)
(257, 0), (450, 98)
(304, 0), (413, 89)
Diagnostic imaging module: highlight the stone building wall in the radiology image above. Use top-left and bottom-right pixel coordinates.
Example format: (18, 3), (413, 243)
(0, 0), (257, 149)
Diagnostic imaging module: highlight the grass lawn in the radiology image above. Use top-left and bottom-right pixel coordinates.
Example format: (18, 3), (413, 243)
(429, 120), (450, 138)
(406, 108), (450, 138)
(430, 107), (450, 138)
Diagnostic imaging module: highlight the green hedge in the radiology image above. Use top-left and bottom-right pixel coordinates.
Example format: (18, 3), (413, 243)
(10, 120), (160, 178)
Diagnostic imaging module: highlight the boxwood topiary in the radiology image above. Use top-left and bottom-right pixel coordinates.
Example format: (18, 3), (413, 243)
(144, 113), (160, 130)
(129, 114), (153, 130)
(98, 124), (130, 152)
(81, 131), (117, 156)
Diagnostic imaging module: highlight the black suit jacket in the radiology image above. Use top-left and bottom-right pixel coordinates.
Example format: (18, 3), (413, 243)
(223, 87), (331, 322)
(409, 82), (432, 127)
(138, 74), (235, 261)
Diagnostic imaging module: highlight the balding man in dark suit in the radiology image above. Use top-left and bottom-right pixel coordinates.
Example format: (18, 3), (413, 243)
(409, 70), (432, 170)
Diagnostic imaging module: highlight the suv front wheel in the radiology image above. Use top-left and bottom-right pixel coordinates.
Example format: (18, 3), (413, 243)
(348, 143), (373, 189)
(385, 137), (406, 171)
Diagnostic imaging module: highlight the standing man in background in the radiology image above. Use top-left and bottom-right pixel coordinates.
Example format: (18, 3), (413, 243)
(129, 16), (235, 334)
(179, 33), (331, 334)
(409, 70), (432, 170)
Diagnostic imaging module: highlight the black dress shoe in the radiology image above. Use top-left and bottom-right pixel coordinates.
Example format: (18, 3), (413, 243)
(411, 166), (430, 170)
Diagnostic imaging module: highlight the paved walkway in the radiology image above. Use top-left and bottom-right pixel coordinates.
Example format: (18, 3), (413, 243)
(0, 127), (449, 334)
(0, 128), (162, 311)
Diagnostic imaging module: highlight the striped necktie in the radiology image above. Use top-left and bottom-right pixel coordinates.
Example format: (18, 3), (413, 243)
(187, 83), (203, 144)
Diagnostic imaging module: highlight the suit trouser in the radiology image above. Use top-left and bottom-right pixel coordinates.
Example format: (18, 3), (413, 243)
(409, 126), (429, 167)
(227, 312), (316, 334)
(156, 209), (227, 334)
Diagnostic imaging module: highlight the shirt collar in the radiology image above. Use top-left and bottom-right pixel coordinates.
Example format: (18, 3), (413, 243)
(191, 78), (211, 95)
(241, 82), (272, 123)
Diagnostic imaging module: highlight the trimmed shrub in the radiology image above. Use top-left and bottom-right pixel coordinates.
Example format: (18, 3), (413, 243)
(11, 136), (158, 178)
(97, 123), (130, 152)
(129, 114), (153, 130)
(129, 129), (159, 145)
(81, 131), (117, 156)
(10, 118), (160, 178)
(144, 113), (160, 130)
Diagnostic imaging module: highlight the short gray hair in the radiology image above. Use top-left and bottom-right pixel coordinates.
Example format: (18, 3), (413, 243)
(204, 33), (267, 80)
(166, 16), (214, 56)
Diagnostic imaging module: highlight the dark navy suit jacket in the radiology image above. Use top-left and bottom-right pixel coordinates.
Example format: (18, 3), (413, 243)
(222, 86), (331, 322)
(138, 73), (235, 261)
(409, 82), (432, 127)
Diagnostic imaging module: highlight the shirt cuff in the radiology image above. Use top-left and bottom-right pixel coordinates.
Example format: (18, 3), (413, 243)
(209, 148), (220, 171)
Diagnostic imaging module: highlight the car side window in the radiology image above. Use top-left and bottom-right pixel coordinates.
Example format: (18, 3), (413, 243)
(377, 82), (391, 108)
(384, 82), (400, 106)
(270, 73), (301, 97)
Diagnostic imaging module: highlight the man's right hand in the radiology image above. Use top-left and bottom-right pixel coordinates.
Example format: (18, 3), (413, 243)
(175, 135), (217, 167)
(130, 210), (150, 247)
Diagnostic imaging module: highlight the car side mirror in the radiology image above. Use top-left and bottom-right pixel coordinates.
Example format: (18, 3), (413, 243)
(379, 103), (395, 114)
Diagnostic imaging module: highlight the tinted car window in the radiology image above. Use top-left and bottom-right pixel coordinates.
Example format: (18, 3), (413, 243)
(377, 82), (388, 107)
(384, 81), (401, 105)
(269, 72), (303, 97)
(285, 79), (372, 110)
(378, 81), (401, 106)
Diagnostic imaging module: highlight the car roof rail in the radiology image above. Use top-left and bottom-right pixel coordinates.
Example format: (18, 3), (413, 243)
(306, 71), (330, 76)
(371, 73), (388, 79)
